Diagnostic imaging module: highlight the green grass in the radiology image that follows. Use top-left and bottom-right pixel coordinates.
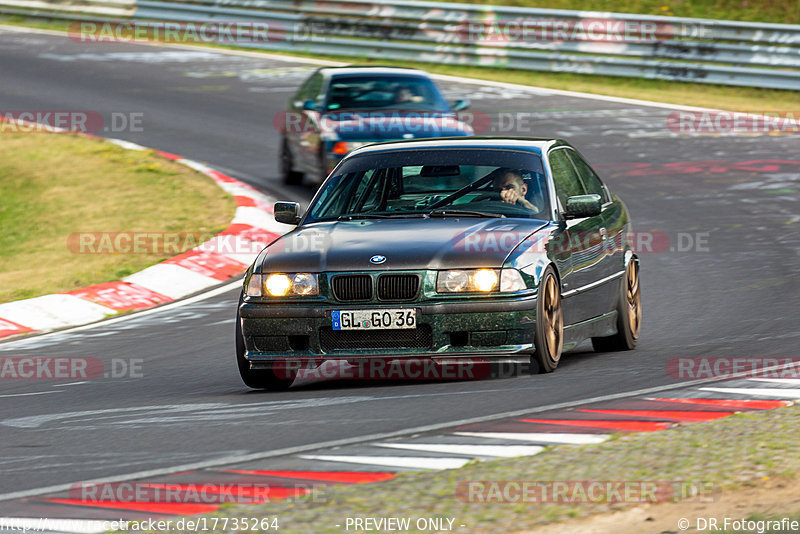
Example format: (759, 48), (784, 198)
(0, 131), (235, 303)
(426, 0), (800, 24)
(141, 403), (800, 533)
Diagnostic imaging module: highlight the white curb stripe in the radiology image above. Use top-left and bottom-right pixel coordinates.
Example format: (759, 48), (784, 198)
(298, 454), (471, 470)
(699, 387), (800, 398)
(176, 158), (215, 174)
(374, 443), (544, 457)
(0, 295), (116, 330)
(232, 206), (290, 233)
(106, 138), (147, 151)
(746, 378), (800, 385)
(454, 432), (610, 444)
(123, 264), (220, 299)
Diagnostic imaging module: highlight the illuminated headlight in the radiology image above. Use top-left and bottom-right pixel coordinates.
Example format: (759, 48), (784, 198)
(436, 269), (527, 293)
(437, 269), (498, 293)
(246, 273), (319, 297)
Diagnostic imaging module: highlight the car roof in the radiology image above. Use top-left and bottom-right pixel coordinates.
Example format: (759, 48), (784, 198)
(346, 137), (566, 157)
(320, 66), (432, 78)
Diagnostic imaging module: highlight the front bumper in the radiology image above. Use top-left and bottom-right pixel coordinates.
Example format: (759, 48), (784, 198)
(239, 294), (537, 366)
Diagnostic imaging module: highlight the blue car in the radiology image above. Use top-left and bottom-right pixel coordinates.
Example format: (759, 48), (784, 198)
(278, 66), (474, 186)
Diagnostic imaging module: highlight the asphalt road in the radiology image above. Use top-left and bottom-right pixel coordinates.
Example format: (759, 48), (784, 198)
(1, 25), (798, 497)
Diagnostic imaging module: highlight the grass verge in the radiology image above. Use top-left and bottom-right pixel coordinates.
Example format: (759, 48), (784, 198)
(149, 403), (800, 533)
(424, 0), (800, 25)
(1, 16), (797, 113)
(0, 131), (235, 303)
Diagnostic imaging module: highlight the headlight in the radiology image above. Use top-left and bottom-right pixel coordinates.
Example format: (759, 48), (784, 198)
(437, 269), (498, 293)
(500, 269), (526, 292)
(436, 269), (527, 294)
(245, 273), (319, 297)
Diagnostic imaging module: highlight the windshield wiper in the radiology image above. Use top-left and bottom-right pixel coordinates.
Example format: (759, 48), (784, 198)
(337, 213), (426, 220)
(428, 209), (503, 218)
(427, 173), (496, 211)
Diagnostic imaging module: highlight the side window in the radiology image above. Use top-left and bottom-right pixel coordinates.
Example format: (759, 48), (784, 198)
(294, 73), (323, 107)
(548, 149), (586, 210)
(566, 150), (608, 202)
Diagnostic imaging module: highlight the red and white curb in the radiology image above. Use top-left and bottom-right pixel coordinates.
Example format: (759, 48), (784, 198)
(0, 377), (797, 527)
(0, 120), (290, 340)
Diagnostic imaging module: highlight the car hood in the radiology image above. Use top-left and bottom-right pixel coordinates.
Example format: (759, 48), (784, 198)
(259, 217), (548, 272)
(323, 111), (473, 140)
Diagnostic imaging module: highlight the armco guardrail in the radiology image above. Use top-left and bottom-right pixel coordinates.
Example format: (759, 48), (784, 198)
(1, 0), (799, 89)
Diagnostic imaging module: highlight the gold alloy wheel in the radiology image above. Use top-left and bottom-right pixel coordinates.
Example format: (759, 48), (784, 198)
(626, 260), (642, 339)
(542, 274), (563, 359)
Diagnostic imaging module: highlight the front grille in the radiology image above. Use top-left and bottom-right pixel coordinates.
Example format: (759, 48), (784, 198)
(377, 274), (420, 301)
(320, 325), (433, 351)
(332, 275), (372, 302)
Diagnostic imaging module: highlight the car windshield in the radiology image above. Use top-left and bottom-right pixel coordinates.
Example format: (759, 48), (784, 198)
(325, 75), (451, 112)
(304, 149), (550, 223)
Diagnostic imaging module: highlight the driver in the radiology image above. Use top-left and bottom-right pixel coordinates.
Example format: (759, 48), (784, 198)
(492, 169), (537, 211)
(394, 85), (423, 104)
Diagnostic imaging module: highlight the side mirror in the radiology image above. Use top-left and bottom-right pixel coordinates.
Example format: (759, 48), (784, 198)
(564, 194), (602, 219)
(274, 201), (301, 225)
(302, 99), (317, 111)
(452, 99), (470, 111)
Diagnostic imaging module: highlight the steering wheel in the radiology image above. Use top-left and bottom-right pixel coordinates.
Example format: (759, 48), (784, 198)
(469, 191), (503, 203)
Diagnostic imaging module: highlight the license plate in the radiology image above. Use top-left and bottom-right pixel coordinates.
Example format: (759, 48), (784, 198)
(332, 309), (416, 330)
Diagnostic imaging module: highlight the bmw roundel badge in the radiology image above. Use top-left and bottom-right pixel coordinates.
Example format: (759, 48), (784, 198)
(370, 255), (387, 265)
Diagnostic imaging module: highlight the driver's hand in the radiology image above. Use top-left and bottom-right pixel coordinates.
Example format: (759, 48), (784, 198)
(500, 188), (521, 205)
(499, 188), (538, 212)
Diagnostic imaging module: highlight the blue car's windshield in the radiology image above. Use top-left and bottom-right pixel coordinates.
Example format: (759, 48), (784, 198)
(304, 149), (550, 222)
(325, 75), (451, 112)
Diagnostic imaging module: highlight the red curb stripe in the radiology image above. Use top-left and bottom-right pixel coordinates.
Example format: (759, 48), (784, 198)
(154, 150), (182, 161)
(165, 249), (246, 281)
(68, 281), (173, 311)
(207, 170), (237, 183)
(519, 419), (672, 432)
(235, 195), (257, 207)
(578, 409), (735, 421)
(649, 398), (791, 410)
(141, 483), (308, 502)
(44, 498), (218, 514)
(0, 318), (33, 338)
(222, 470), (396, 484)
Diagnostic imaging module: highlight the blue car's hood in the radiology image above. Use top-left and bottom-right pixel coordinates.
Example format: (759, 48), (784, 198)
(323, 111), (474, 140)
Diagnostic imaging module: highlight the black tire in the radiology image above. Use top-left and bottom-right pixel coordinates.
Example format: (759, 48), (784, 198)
(592, 257), (641, 352)
(236, 303), (296, 390)
(531, 266), (563, 374)
(281, 138), (303, 186)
